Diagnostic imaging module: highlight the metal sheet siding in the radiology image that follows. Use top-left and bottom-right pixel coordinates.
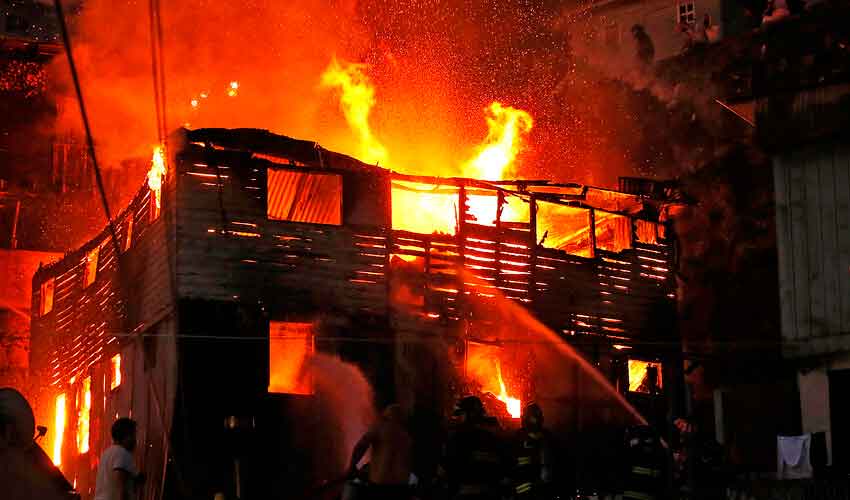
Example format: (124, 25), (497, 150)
(267, 168), (342, 225)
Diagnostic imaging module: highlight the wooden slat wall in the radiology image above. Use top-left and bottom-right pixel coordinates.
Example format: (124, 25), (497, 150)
(775, 142), (850, 357)
(174, 142), (674, 342)
(175, 147), (389, 317)
(29, 162), (177, 499)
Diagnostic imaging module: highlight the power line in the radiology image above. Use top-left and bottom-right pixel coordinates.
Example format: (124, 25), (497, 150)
(52, 0), (120, 255)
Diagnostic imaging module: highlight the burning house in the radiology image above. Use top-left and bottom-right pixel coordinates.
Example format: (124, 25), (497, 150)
(28, 127), (678, 497)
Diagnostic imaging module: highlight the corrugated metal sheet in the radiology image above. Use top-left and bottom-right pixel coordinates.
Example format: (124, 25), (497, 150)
(267, 168), (342, 225)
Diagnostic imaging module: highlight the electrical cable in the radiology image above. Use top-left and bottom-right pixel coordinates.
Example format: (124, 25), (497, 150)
(52, 0), (120, 256)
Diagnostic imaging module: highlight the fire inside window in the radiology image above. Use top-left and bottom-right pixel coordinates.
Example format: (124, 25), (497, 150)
(267, 169), (342, 225)
(536, 202), (593, 257)
(677, 1), (696, 25)
(52, 394), (66, 466)
(628, 360), (663, 394)
(40, 277), (55, 316)
(110, 354), (122, 390)
(268, 321), (315, 395)
(77, 376), (92, 454)
(83, 246), (99, 288)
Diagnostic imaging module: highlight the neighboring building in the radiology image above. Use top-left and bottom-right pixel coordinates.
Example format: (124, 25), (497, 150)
(567, 0), (754, 63)
(756, 6), (850, 475)
(29, 127), (679, 498)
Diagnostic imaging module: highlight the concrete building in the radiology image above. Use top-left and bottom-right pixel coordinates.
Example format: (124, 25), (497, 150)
(567, 0), (754, 63)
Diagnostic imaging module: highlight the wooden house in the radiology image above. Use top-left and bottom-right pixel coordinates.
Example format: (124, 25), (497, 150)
(28, 127), (678, 498)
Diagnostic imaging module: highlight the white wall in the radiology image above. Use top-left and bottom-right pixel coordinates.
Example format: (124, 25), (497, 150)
(774, 143), (850, 358)
(573, 0), (725, 63)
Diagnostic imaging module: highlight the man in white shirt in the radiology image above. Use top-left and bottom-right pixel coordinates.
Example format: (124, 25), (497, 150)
(94, 418), (141, 500)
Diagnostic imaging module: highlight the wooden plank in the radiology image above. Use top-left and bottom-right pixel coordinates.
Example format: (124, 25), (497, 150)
(819, 147), (841, 335)
(788, 153), (811, 341)
(805, 147), (826, 337)
(836, 144), (850, 336)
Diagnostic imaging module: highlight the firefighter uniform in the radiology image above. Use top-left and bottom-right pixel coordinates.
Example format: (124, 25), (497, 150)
(443, 397), (508, 500)
(622, 426), (665, 500)
(511, 403), (551, 499)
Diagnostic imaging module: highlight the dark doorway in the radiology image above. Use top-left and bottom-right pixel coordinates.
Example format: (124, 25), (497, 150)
(828, 369), (850, 471)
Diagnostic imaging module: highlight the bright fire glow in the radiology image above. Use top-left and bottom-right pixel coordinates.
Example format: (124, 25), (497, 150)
(466, 343), (522, 419)
(77, 376), (91, 454)
(148, 145), (167, 216)
(389, 103), (533, 235)
(628, 359), (662, 393)
(52, 394), (66, 466)
(495, 362), (522, 419)
(111, 354), (122, 390)
(462, 102), (533, 180)
(269, 321), (314, 395)
(321, 57), (388, 165)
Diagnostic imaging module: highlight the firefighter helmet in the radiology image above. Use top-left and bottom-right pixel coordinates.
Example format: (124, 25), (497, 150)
(522, 402), (544, 429)
(454, 395), (486, 420)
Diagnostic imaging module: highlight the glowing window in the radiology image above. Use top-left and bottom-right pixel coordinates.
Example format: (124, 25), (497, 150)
(123, 217), (133, 252)
(628, 360), (663, 394)
(594, 211), (632, 253)
(40, 278), (55, 316)
(110, 354), (122, 390)
(634, 220), (657, 244)
(269, 321), (314, 395)
(77, 377), (91, 454)
(536, 201), (593, 257)
(677, 1), (696, 24)
(83, 246), (99, 288)
(267, 169), (342, 225)
(52, 394), (66, 466)
(391, 180), (458, 236)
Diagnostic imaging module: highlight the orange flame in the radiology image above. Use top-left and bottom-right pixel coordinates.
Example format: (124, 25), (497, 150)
(52, 393), (66, 466)
(77, 376), (91, 454)
(320, 57), (388, 165)
(148, 145), (167, 213)
(496, 361), (522, 419)
(462, 102), (533, 180)
(466, 343), (522, 419)
(110, 354), (122, 390)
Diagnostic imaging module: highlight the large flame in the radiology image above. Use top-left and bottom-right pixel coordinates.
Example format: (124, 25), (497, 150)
(77, 376), (91, 454)
(462, 102), (533, 180)
(496, 361), (522, 419)
(148, 145), (167, 214)
(321, 57), (388, 165)
(52, 393), (66, 466)
(466, 343), (522, 419)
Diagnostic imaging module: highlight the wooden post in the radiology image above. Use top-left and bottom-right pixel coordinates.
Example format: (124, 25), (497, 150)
(495, 190), (504, 291)
(458, 184), (467, 315)
(589, 208), (597, 258)
(529, 195), (538, 305)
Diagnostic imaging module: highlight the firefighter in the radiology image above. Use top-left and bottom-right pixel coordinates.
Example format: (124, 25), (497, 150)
(441, 396), (508, 500)
(511, 402), (552, 499)
(622, 425), (665, 500)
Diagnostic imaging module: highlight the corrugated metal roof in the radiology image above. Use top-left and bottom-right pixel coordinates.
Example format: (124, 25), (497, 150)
(267, 168), (341, 225)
